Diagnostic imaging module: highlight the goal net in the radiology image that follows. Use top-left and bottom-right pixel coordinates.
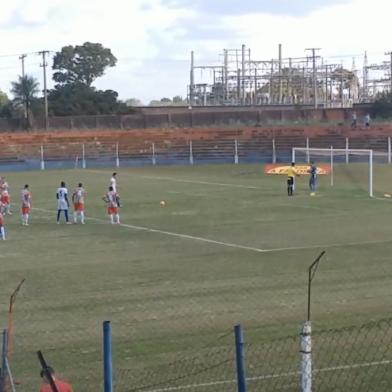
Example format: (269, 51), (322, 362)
(292, 147), (374, 197)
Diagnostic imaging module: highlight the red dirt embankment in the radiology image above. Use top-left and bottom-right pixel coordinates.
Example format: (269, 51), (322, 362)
(1, 124), (392, 145)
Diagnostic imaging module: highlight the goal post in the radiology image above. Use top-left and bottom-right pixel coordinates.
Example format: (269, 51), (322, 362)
(292, 147), (374, 198)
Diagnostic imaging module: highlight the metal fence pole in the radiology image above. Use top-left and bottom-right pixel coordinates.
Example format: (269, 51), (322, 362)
(82, 144), (86, 169)
(0, 329), (8, 392)
(306, 137), (310, 163)
(234, 325), (247, 392)
(189, 141), (194, 165)
(40, 145), (45, 170)
(272, 138), (277, 164)
(152, 142), (156, 166)
(234, 139), (239, 164)
(115, 143), (120, 168)
(300, 321), (312, 392)
(103, 321), (113, 392)
(345, 137), (349, 164)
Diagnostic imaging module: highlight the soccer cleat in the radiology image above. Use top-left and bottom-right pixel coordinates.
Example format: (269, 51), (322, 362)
(310, 192), (316, 196)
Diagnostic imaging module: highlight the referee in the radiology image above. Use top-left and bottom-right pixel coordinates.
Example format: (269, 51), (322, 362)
(287, 162), (298, 196)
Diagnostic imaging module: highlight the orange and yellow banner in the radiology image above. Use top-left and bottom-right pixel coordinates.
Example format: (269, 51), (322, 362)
(264, 164), (331, 175)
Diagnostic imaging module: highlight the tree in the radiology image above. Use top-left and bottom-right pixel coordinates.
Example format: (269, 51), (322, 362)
(0, 90), (11, 118)
(52, 42), (117, 86)
(10, 75), (40, 127)
(372, 92), (392, 119)
(126, 98), (144, 107)
(48, 83), (128, 116)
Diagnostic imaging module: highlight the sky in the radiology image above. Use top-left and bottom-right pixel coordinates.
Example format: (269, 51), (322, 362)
(0, 0), (391, 104)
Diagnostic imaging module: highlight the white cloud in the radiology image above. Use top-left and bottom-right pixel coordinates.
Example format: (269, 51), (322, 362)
(0, 0), (391, 103)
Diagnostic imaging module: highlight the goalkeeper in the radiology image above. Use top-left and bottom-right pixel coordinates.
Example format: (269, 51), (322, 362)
(287, 162), (298, 196)
(308, 161), (317, 195)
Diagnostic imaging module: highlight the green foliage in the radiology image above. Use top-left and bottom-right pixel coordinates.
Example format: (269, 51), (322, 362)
(52, 42), (117, 86)
(48, 83), (127, 116)
(0, 89), (11, 118)
(10, 75), (40, 127)
(372, 92), (392, 118)
(125, 98), (144, 107)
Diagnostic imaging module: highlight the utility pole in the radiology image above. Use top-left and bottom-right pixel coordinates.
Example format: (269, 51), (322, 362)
(385, 51), (392, 93)
(39, 50), (49, 130)
(241, 44), (246, 105)
(189, 51), (195, 107)
(19, 54), (27, 77)
(305, 48), (321, 109)
(19, 54), (27, 120)
(278, 44), (283, 104)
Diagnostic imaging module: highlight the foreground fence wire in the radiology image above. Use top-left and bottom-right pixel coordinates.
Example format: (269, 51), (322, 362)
(1, 312), (392, 391)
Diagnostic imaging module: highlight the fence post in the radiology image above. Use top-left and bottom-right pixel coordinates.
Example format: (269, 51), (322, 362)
(152, 142), (156, 166)
(189, 141), (194, 165)
(345, 137), (349, 164)
(82, 144), (86, 169)
(388, 137), (391, 164)
(300, 321), (312, 392)
(272, 138), (277, 164)
(115, 143), (120, 168)
(234, 325), (247, 392)
(40, 145), (45, 170)
(234, 139), (239, 164)
(306, 137), (310, 163)
(0, 329), (8, 392)
(103, 321), (113, 392)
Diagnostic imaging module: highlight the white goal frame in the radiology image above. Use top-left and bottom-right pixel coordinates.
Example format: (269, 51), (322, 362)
(292, 147), (374, 198)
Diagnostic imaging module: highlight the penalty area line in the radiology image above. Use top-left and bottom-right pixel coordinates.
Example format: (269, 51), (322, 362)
(32, 208), (392, 254)
(84, 169), (259, 190)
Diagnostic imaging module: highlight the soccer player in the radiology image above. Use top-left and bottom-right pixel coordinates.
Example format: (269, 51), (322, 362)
(20, 184), (32, 226)
(72, 183), (86, 224)
(287, 162), (298, 196)
(110, 172), (117, 192)
(39, 366), (74, 392)
(104, 186), (120, 224)
(56, 181), (71, 224)
(0, 206), (5, 240)
(308, 162), (317, 196)
(0, 189), (11, 215)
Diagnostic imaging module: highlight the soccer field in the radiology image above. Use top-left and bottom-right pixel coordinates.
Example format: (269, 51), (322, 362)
(1, 163), (392, 391)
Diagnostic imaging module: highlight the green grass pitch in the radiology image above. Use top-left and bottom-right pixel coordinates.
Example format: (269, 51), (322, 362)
(1, 163), (392, 391)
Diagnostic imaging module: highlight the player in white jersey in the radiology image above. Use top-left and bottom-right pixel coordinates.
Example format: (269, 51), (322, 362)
(109, 172), (117, 192)
(103, 186), (120, 224)
(20, 184), (32, 226)
(72, 183), (86, 224)
(0, 177), (9, 192)
(56, 181), (71, 224)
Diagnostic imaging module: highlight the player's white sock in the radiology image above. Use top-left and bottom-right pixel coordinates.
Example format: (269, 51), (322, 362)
(0, 227), (5, 240)
(115, 214), (120, 224)
(80, 211), (85, 224)
(110, 214), (114, 224)
(6, 205), (11, 215)
(25, 214), (29, 225)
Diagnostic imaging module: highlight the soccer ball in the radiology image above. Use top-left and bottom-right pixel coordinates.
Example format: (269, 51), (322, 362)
(160, 200), (166, 207)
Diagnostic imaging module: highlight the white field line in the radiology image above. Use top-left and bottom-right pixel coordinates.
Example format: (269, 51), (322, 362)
(140, 359), (392, 392)
(84, 169), (259, 190)
(33, 208), (392, 254)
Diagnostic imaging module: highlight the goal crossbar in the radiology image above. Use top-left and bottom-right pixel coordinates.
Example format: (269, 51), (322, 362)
(292, 147), (373, 198)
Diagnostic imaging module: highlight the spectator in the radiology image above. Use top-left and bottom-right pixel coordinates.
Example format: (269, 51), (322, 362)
(351, 111), (357, 128)
(39, 367), (74, 392)
(364, 113), (371, 127)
